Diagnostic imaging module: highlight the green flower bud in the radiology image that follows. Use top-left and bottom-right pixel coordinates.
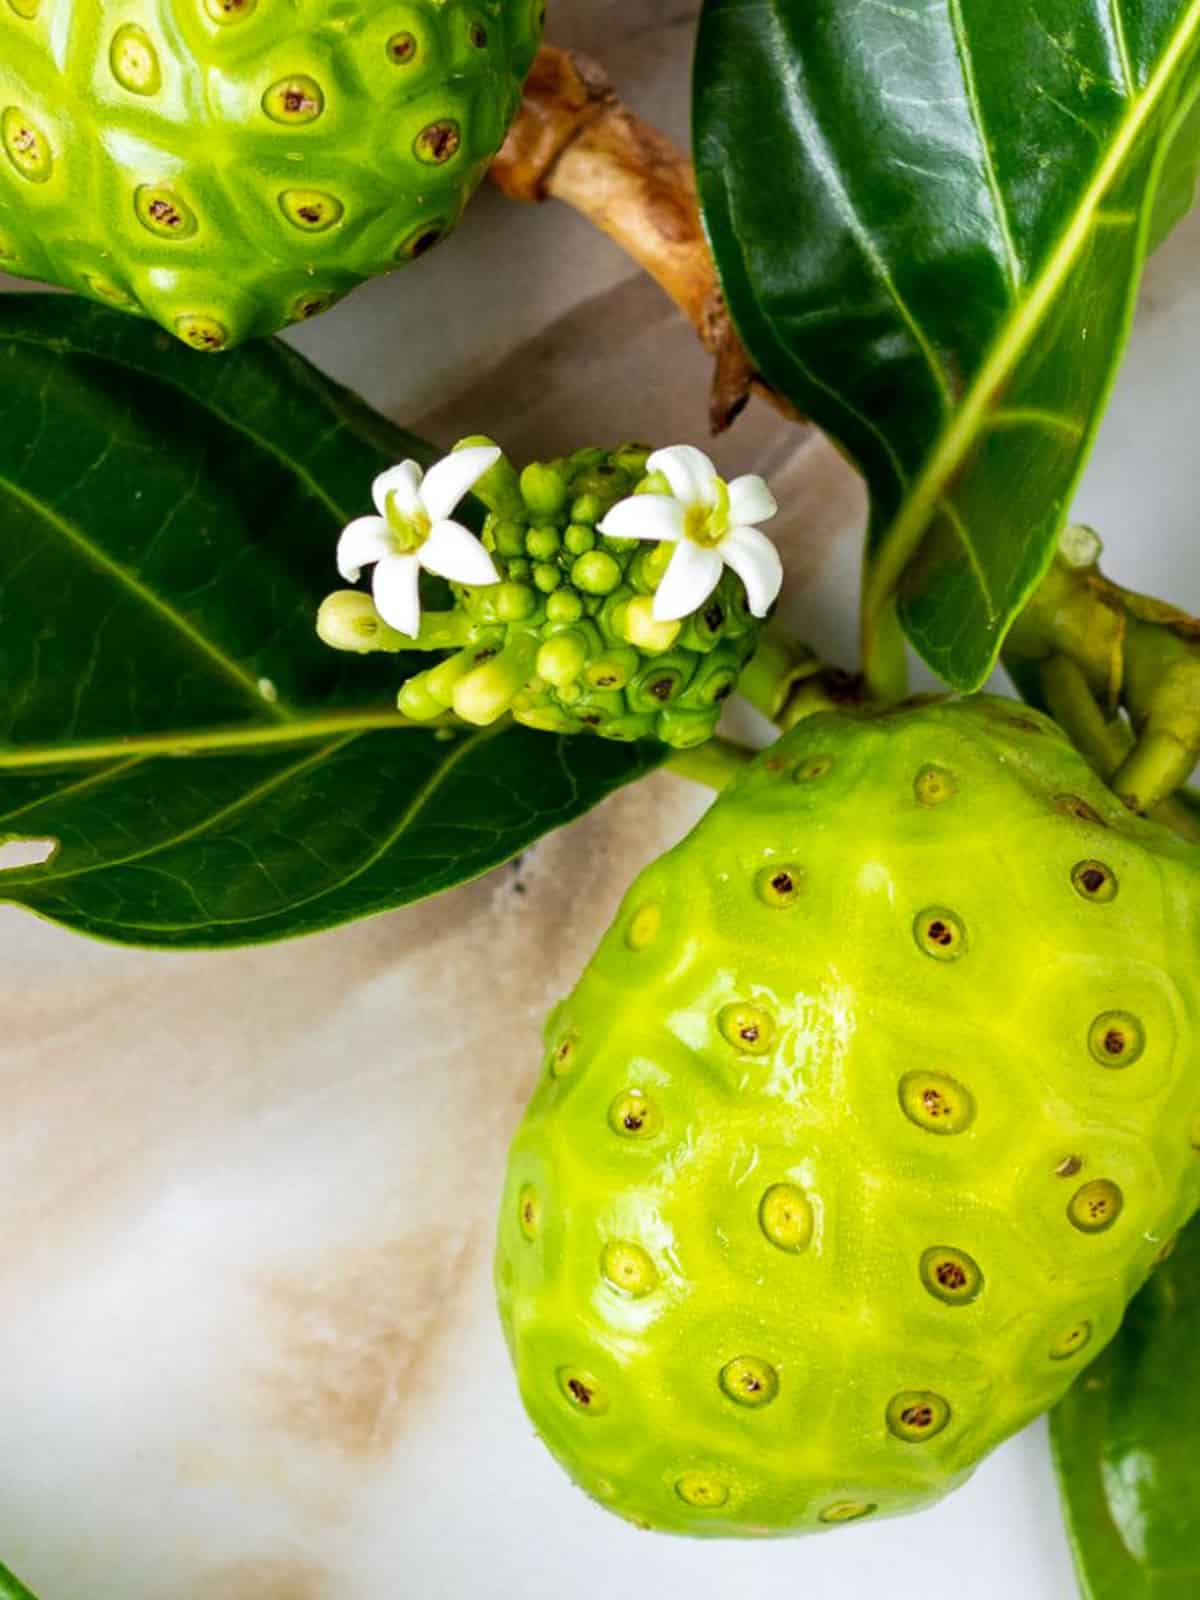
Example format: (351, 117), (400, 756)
(546, 589), (586, 625)
(491, 518), (527, 559)
(564, 523), (597, 556)
(613, 596), (682, 655)
(495, 582), (537, 622)
(396, 676), (445, 721)
(526, 524), (562, 560)
(453, 636), (539, 725)
(570, 494), (604, 526)
(537, 631), (590, 689)
(520, 462), (570, 517)
(533, 563), (562, 593)
(572, 551), (623, 596)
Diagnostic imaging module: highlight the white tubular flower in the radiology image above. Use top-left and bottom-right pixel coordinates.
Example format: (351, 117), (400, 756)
(336, 445), (502, 637)
(596, 444), (782, 622)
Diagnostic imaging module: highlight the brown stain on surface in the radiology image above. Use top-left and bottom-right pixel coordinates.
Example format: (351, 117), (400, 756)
(257, 1226), (480, 1459)
(194, 1558), (327, 1600)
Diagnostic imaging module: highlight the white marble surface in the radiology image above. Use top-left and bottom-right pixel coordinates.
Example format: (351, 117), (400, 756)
(2, 4), (1199, 1596)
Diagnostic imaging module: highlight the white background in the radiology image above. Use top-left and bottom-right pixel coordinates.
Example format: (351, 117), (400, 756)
(2, 2), (1198, 1596)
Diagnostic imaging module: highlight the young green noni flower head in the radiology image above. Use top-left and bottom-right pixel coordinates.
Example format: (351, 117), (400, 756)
(318, 439), (781, 750)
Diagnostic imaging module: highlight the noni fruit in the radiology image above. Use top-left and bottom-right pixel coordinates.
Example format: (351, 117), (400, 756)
(318, 441), (765, 748)
(0, 1), (542, 347)
(496, 696), (1200, 1536)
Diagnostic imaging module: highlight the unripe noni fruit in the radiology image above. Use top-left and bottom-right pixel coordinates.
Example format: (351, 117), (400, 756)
(0, 1), (542, 346)
(496, 696), (1200, 1536)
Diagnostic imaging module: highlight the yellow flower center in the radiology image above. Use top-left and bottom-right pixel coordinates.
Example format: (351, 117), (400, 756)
(682, 476), (730, 549)
(385, 491), (430, 554)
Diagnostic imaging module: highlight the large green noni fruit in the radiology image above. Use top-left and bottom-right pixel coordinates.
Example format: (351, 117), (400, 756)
(0, 0), (542, 347)
(496, 697), (1200, 1536)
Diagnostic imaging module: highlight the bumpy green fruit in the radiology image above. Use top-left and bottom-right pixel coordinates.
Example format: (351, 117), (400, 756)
(496, 697), (1200, 1536)
(0, 0), (542, 346)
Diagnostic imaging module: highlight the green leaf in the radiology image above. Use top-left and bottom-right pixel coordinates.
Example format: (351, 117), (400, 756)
(1150, 88), (1200, 247)
(1051, 1217), (1200, 1599)
(0, 1562), (39, 1600)
(695, 0), (1200, 690)
(0, 297), (662, 948)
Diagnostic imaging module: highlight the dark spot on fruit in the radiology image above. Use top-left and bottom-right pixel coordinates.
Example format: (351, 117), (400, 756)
(469, 21), (488, 46)
(1088, 1011), (1144, 1068)
(204, 0), (256, 20)
(263, 75), (325, 125)
(557, 1366), (609, 1414)
(676, 1472), (729, 1508)
(388, 31), (417, 62)
(899, 1071), (975, 1134)
(1056, 1155), (1083, 1178)
(886, 1390), (950, 1441)
(920, 1246), (983, 1305)
(752, 862), (801, 910)
(1055, 794), (1107, 826)
(415, 119), (462, 164)
(704, 603), (724, 630)
(1068, 1179), (1123, 1233)
(1050, 1320), (1093, 1360)
(820, 1502), (876, 1524)
(607, 1089), (662, 1139)
(915, 907), (966, 961)
(1072, 859), (1117, 901)
(720, 1356), (778, 1407)
(649, 677), (673, 701)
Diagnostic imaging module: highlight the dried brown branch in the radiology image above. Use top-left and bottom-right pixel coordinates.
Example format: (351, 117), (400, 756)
(490, 44), (801, 435)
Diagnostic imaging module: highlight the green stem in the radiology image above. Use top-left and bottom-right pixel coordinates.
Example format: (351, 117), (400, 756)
(737, 626), (822, 722)
(666, 736), (756, 790)
(1039, 657), (1200, 842)
(861, 587), (909, 704)
(1038, 656), (1131, 777)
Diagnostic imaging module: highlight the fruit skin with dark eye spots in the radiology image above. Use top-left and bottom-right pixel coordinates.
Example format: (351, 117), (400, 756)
(495, 696), (1200, 1536)
(0, 0), (542, 347)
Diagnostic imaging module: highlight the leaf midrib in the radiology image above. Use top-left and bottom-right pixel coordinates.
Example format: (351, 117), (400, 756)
(0, 468), (292, 720)
(13, 721), (503, 934)
(865, 0), (1200, 617)
(0, 707), (424, 772)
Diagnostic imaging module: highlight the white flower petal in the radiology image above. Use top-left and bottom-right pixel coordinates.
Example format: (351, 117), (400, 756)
(646, 444), (719, 507)
(652, 540), (723, 622)
(419, 445), (501, 524)
(727, 473), (778, 527)
(420, 519), (501, 585)
(372, 553), (422, 636)
(336, 515), (392, 582)
(371, 460), (424, 519)
(597, 494), (685, 543)
(723, 524), (783, 617)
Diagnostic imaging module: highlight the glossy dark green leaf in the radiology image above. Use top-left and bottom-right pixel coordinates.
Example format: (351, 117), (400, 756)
(0, 297), (662, 948)
(695, 0), (1200, 689)
(1051, 1216), (1200, 1600)
(0, 1562), (38, 1600)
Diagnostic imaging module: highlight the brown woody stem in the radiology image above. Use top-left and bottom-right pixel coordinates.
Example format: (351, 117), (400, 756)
(490, 44), (800, 434)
